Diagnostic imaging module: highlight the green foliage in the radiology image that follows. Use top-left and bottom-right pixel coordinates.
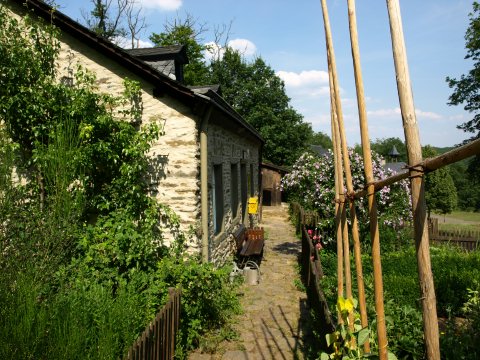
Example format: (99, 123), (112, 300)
(310, 131), (333, 149)
(318, 245), (480, 359)
(446, 1), (480, 211)
(154, 258), (241, 355)
(370, 137), (407, 163)
(441, 287), (480, 360)
(375, 301), (424, 360)
(321, 297), (371, 360)
(447, 1), (480, 142)
(85, 0), (127, 40)
(208, 48), (313, 165)
(0, 7), (241, 359)
(149, 15), (210, 85)
(282, 151), (411, 244)
(422, 146), (458, 216)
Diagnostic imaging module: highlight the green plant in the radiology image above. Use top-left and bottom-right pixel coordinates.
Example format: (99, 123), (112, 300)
(320, 297), (397, 360)
(440, 287), (480, 360)
(154, 258), (241, 356)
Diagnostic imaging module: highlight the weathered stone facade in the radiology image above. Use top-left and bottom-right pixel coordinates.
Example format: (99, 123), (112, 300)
(55, 32), (203, 251)
(207, 123), (260, 266)
(6, 0), (263, 266)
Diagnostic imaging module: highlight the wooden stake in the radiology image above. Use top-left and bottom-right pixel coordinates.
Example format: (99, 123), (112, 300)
(354, 138), (480, 199)
(329, 76), (353, 303)
(386, 1), (440, 358)
(320, 0), (381, 351)
(344, 0), (373, 352)
(330, 84), (344, 314)
(332, 102), (354, 328)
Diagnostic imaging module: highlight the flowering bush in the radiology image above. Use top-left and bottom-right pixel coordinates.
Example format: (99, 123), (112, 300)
(282, 150), (411, 242)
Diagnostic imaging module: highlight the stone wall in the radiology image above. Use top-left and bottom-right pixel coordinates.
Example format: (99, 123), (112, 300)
(7, 1), (202, 251)
(207, 123), (261, 266)
(57, 35), (203, 250)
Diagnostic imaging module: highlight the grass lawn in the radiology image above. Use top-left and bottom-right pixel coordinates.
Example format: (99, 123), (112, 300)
(438, 222), (480, 232)
(433, 211), (480, 232)
(439, 211), (480, 222)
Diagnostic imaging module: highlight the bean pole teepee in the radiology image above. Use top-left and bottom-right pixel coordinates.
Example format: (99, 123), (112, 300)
(318, 1), (480, 360)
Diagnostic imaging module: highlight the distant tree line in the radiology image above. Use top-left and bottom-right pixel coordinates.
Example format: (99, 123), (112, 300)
(80, 1), (479, 209)
(80, 2), (329, 166)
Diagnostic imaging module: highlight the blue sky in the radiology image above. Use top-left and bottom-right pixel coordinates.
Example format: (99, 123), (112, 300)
(55, 0), (474, 147)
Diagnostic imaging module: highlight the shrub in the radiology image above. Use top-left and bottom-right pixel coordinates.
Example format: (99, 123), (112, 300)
(282, 151), (411, 244)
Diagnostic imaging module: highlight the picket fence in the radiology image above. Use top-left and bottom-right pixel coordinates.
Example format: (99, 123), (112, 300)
(125, 287), (181, 360)
(428, 218), (480, 251)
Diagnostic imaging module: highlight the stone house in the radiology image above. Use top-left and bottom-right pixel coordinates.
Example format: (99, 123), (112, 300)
(5, 0), (264, 265)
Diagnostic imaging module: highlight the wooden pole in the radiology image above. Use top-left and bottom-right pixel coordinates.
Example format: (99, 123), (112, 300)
(320, 0), (381, 352)
(344, 0), (373, 352)
(354, 138), (480, 199)
(332, 101), (354, 328)
(386, 1), (440, 358)
(330, 84), (353, 304)
(330, 82), (344, 314)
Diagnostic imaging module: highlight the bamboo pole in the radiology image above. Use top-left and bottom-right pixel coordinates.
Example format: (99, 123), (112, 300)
(354, 137), (480, 199)
(330, 85), (344, 315)
(332, 99), (354, 327)
(330, 77), (353, 303)
(344, 0), (374, 352)
(320, 0), (382, 352)
(386, 1), (440, 358)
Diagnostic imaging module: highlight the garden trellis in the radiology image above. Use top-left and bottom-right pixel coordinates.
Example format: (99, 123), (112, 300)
(318, 1), (480, 360)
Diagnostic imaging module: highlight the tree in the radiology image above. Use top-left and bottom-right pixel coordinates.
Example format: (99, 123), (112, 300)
(208, 48), (313, 165)
(422, 146), (457, 217)
(309, 131), (332, 149)
(150, 16), (313, 165)
(371, 137), (407, 162)
(82, 0), (146, 48)
(149, 14), (210, 85)
(446, 1), (480, 211)
(447, 2), (480, 142)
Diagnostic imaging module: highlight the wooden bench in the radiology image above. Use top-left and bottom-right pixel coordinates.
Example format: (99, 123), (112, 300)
(232, 225), (265, 263)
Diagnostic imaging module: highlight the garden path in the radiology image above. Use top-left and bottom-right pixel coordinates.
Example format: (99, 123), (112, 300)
(190, 204), (312, 360)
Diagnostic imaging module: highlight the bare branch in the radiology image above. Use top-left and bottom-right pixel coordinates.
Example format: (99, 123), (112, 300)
(126, 0), (147, 48)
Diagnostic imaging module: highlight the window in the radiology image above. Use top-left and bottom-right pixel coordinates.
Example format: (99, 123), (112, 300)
(231, 163), (239, 219)
(240, 163), (247, 221)
(250, 164), (255, 196)
(212, 164), (224, 234)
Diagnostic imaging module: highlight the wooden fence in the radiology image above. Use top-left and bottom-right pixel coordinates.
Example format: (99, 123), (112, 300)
(125, 287), (181, 360)
(428, 218), (480, 251)
(291, 202), (335, 348)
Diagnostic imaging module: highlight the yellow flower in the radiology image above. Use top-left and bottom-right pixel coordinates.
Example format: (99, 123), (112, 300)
(337, 297), (354, 314)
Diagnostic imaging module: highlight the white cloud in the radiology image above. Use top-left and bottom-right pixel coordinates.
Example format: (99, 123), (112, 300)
(228, 39), (257, 56)
(114, 36), (154, 49)
(416, 109), (442, 120)
(367, 107), (442, 120)
(367, 107), (401, 117)
(276, 70), (329, 88)
(204, 39), (257, 61)
(140, 0), (182, 11)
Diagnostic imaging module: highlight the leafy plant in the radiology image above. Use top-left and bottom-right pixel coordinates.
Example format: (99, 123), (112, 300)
(320, 297), (397, 360)
(282, 151), (411, 244)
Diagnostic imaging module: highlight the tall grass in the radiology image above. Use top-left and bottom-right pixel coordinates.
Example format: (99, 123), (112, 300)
(0, 269), (153, 359)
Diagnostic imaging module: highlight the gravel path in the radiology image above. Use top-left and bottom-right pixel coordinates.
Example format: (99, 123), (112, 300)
(190, 204), (311, 360)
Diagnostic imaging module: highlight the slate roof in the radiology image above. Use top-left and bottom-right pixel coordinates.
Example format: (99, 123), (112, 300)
(9, 0), (263, 144)
(309, 145), (329, 157)
(385, 161), (407, 174)
(125, 46), (188, 81)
